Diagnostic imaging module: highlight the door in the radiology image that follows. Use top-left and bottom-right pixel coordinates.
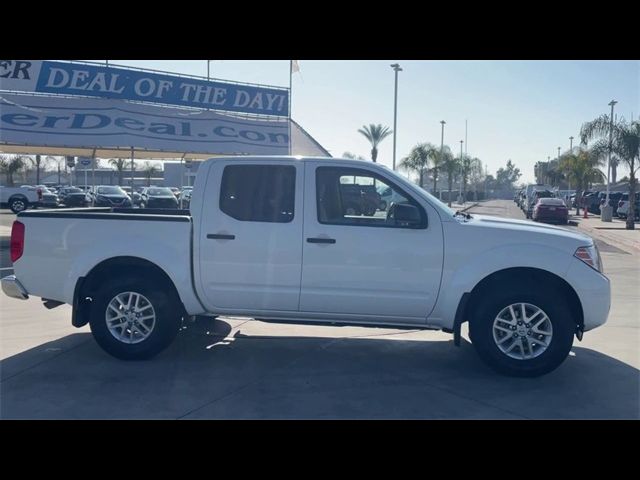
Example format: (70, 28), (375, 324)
(198, 160), (304, 312)
(300, 163), (444, 321)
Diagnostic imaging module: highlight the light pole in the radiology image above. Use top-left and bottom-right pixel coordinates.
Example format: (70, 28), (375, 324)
(568, 136), (573, 192)
(207, 60), (211, 81)
(439, 120), (445, 200)
(459, 140), (464, 204)
(569, 136), (574, 151)
(390, 63), (402, 170)
(602, 100), (617, 222)
(547, 156), (550, 184)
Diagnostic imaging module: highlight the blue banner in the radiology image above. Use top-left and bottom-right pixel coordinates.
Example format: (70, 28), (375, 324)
(1, 60), (289, 117)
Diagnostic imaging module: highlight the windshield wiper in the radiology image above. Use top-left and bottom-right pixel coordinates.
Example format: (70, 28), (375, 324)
(454, 210), (472, 220)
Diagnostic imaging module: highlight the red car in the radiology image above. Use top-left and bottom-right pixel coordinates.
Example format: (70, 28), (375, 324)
(532, 197), (569, 224)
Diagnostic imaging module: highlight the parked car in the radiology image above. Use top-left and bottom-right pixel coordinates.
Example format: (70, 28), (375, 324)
(2, 156), (610, 377)
(120, 187), (142, 207)
(169, 187), (181, 199)
(0, 186), (40, 213)
(35, 185), (59, 208)
(599, 192), (624, 216)
(522, 183), (553, 216)
(525, 189), (554, 218)
(139, 187), (179, 209)
(58, 187), (90, 208)
(340, 183), (382, 216)
(178, 187), (193, 209)
(90, 186), (132, 208)
(532, 197), (569, 224)
(378, 184), (406, 211)
(583, 192), (602, 214)
(617, 193), (640, 220)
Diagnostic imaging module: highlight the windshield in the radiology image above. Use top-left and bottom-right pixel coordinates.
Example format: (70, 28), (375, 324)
(147, 187), (173, 196)
(66, 188), (83, 193)
(97, 186), (125, 195)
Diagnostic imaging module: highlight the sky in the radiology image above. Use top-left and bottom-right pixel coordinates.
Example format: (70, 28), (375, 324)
(94, 60), (638, 184)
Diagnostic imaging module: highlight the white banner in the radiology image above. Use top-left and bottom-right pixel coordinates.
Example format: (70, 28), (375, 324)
(0, 93), (291, 156)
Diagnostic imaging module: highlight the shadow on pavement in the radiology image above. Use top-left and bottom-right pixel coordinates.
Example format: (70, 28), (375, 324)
(1, 316), (638, 419)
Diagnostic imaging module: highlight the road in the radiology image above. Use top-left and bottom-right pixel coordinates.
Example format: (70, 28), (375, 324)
(0, 201), (638, 419)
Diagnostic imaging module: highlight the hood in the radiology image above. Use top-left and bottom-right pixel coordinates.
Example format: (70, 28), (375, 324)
(468, 214), (593, 245)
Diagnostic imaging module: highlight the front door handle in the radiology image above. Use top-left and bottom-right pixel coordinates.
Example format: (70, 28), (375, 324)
(307, 237), (336, 244)
(207, 233), (235, 240)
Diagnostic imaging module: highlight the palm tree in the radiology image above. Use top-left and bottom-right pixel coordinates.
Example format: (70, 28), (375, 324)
(581, 116), (639, 229)
(109, 158), (129, 185)
(30, 154), (49, 185)
(399, 143), (437, 188)
(357, 124), (392, 163)
(141, 161), (160, 186)
(0, 155), (26, 186)
(560, 147), (605, 215)
(431, 145), (449, 196)
(442, 148), (460, 207)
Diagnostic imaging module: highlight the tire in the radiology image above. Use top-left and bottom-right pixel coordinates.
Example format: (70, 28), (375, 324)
(88, 276), (182, 360)
(469, 285), (575, 377)
(9, 197), (28, 214)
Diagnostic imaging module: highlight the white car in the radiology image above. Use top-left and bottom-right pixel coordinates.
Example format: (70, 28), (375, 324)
(2, 156), (611, 377)
(616, 193), (639, 220)
(0, 186), (41, 213)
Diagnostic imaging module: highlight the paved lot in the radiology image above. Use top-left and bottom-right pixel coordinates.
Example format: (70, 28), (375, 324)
(0, 202), (638, 419)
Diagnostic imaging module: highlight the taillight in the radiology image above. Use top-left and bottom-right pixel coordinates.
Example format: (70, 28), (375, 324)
(10, 221), (25, 263)
(574, 245), (602, 272)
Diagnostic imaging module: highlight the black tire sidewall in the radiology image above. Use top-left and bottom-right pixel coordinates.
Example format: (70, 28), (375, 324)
(470, 287), (575, 377)
(89, 277), (181, 360)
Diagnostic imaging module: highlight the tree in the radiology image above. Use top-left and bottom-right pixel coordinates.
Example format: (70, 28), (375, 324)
(469, 158), (485, 200)
(0, 155), (26, 186)
(399, 143), (437, 188)
(342, 152), (366, 160)
(141, 161), (160, 186)
(560, 147), (605, 215)
(109, 158), (130, 185)
(30, 154), (49, 185)
(357, 124), (392, 163)
(442, 148), (460, 207)
(461, 155), (481, 201)
(430, 145), (448, 196)
(581, 116), (639, 229)
(495, 159), (521, 191)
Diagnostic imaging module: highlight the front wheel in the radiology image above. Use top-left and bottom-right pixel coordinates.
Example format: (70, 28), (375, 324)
(9, 197), (28, 214)
(469, 287), (575, 377)
(88, 277), (182, 360)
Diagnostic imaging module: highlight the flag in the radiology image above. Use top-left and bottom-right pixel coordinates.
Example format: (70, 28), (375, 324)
(291, 60), (300, 73)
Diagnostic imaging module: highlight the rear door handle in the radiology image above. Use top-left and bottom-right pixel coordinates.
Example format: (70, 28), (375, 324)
(207, 233), (235, 240)
(307, 237), (336, 244)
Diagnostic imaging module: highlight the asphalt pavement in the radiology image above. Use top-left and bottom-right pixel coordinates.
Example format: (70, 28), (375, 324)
(0, 201), (638, 419)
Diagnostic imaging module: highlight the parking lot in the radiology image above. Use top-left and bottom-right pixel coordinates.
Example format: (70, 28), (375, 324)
(1, 200), (638, 419)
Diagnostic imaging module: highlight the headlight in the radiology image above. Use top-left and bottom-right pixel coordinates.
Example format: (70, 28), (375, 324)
(574, 244), (603, 272)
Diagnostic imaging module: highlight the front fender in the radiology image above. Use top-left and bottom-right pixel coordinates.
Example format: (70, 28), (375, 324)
(429, 243), (574, 329)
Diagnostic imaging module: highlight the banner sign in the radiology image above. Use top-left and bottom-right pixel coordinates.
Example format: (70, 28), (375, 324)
(0, 60), (289, 117)
(0, 93), (289, 155)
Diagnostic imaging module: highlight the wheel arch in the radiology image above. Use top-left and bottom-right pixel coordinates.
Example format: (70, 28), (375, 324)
(72, 256), (186, 328)
(453, 267), (584, 343)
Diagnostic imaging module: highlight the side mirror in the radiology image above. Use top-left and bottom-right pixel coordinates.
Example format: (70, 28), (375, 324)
(390, 203), (423, 227)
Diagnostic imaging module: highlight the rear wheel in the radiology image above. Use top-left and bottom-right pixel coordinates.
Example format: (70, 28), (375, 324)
(469, 286), (575, 377)
(88, 277), (182, 360)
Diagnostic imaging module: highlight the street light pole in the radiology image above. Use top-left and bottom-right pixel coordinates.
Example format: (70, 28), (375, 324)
(568, 136), (573, 192)
(439, 120), (445, 200)
(390, 63), (402, 170)
(602, 100), (618, 222)
(459, 140), (464, 205)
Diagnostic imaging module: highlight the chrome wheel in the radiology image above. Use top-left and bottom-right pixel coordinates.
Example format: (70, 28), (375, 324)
(492, 302), (553, 360)
(105, 291), (156, 344)
(11, 200), (26, 212)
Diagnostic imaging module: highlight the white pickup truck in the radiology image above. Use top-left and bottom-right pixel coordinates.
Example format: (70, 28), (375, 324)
(0, 186), (42, 213)
(2, 156), (611, 377)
